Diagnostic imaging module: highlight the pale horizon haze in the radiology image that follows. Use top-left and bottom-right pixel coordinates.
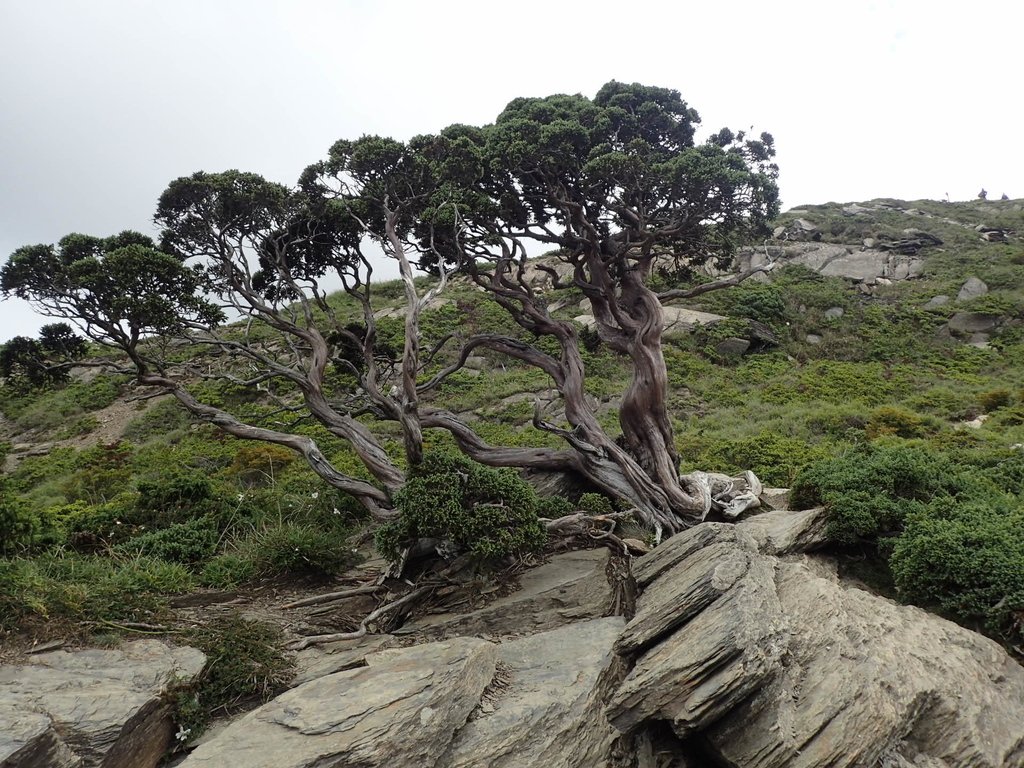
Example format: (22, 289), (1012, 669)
(1, 0), (1021, 341)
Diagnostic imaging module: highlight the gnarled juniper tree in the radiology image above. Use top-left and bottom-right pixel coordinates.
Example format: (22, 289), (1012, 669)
(2, 81), (779, 535)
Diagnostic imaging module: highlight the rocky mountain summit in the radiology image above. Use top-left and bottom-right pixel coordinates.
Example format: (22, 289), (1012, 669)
(5, 506), (1022, 767)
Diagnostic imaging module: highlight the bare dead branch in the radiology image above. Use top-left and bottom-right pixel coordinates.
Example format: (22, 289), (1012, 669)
(281, 585), (384, 610)
(287, 585), (432, 650)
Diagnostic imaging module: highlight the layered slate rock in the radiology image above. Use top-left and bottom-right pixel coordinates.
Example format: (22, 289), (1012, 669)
(441, 617), (625, 768)
(407, 548), (614, 639)
(179, 637), (498, 768)
(608, 512), (1024, 768)
(0, 640), (206, 768)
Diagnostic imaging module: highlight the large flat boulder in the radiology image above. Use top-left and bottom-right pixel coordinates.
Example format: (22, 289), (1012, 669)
(607, 521), (1024, 767)
(180, 637), (498, 768)
(0, 640), (205, 768)
(441, 617), (625, 768)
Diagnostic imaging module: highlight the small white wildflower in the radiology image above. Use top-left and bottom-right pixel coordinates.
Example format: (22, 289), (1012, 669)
(310, 491), (319, 499)
(237, 493), (245, 501)
(115, 520), (122, 525)
(175, 726), (191, 742)
(332, 508), (341, 516)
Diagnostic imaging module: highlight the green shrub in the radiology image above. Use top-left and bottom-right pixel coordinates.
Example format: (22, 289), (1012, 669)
(864, 406), (934, 440)
(118, 516), (219, 564)
(0, 478), (32, 553)
(978, 389), (1013, 413)
(135, 469), (216, 524)
(890, 502), (1024, 635)
(790, 443), (961, 543)
(577, 492), (616, 515)
(792, 442), (1024, 649)
(679, 429), (827, 487)
(63, 492), (143, 549)
(376, 451), (547, 564)
(227, 444), (296, 488)
(122, 399), (191, 443)
(701, 281), (787, 326)
(62, 442), (134, 505)
(172, 614), (295, 741)
(244, 522), (359, 578)
(535, 495), (576, 519)
(199, 553), (257, 588)
(0, 552), (191, 631)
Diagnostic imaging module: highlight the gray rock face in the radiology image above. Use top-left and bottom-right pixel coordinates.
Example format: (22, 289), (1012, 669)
(184, 620), (625, 768)
(734, 243), (923, 284)
(823, 306), (844, 320)
(576, 307), (725, 335)
(714, 337), (750, 358)
(758, 486), (791, 510)
(925, 294), (950, 308)
(958, 276), (989, 301)
(180, 637), (498, 768)
(441, 618), (624, 768)
(607, 518), (1024, 768)
(0, 640), (206, 768)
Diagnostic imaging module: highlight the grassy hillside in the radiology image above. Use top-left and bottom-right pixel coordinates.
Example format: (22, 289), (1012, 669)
(1, 197), (1023, 657)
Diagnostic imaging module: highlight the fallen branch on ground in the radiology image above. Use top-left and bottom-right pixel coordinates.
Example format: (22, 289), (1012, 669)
(281, 585), (384, 610)
(287, 585), (432, 651)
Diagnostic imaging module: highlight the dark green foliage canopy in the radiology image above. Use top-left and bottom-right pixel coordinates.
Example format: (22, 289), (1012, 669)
(0, 323), (87, 391)
(0, 232), (223, 354)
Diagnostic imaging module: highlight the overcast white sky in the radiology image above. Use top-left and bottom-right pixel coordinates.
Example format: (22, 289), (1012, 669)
(1, 0), (1020, 341)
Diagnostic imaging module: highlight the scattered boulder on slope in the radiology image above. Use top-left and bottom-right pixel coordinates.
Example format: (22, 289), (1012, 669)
(607, 511), (1024, 768)
(733, 243), (923, 285)
(0, 640), (206, 768)
(958, 276), (989, 301)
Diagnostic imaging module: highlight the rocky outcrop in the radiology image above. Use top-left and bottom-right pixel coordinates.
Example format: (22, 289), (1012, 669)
(0, 640), (205, 768)
(574, 306), (725, 335)
(734, 243), (924, 285)
(608, 512), (1024, 767)
(16, 515), (1024, 768)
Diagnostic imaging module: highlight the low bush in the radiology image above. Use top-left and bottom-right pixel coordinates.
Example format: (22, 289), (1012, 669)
(790, 442), (958, 544)
(890, 502), (1024, 636)
(243, 522), (359, 578)
(864, 406), (936, 440)
(792, 442), (1024, 649)
(117, 516), (219, 564)
(0, 551), (191, 631)
(199, 552), (256, 588)
(171, 614), (295, 743)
